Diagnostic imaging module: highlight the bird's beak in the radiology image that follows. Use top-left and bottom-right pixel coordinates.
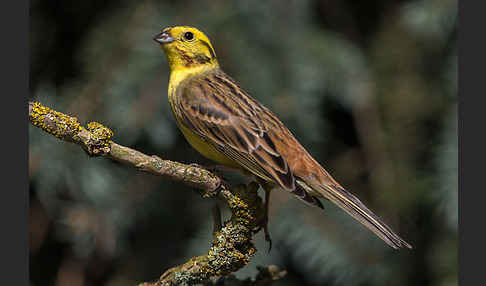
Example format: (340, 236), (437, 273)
(153, 31), (174, 44)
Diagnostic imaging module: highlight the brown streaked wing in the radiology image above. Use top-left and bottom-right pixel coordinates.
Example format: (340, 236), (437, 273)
(174, 69), (296, 192)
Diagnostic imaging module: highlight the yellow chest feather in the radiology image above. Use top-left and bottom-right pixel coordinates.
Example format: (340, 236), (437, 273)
(167, 70), (240, 169)
(176, 122), (240, 168)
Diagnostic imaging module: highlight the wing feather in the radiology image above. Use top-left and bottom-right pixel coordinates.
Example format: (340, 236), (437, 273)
(175, 70), (296, 192)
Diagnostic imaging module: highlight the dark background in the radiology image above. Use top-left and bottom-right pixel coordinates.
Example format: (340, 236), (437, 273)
(29, 0), (457, 285)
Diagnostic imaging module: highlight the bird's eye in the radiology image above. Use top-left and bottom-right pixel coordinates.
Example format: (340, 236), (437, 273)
(184, 32), (194, 41)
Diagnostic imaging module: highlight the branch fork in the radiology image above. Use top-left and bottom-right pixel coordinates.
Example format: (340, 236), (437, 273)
(29, 101), (285, 285)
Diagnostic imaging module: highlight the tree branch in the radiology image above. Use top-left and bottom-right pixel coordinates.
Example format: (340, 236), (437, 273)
(28, 101), (285, 286)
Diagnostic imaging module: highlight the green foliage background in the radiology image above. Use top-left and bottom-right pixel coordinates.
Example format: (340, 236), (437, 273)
(29, 0), (457, 285)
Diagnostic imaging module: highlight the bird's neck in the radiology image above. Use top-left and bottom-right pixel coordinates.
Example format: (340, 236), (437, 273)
(163, 43), (219, 86)
(168, 63), (219, 89)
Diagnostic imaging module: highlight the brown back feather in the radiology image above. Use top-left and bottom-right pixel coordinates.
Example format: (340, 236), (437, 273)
(174, 69), (297, 192)
(174, 68), (411, 249)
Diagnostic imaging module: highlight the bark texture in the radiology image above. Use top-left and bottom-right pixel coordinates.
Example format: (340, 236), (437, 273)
(29, 101), (286, 286)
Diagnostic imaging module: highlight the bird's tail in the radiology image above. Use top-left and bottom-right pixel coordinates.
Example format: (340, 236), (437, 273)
(305, 179), (412, 249)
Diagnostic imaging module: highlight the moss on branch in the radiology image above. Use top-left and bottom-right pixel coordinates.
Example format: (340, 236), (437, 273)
(152, 182), (263, 286)
(29, 101), (113, 155)
(29, 101), (285, 286)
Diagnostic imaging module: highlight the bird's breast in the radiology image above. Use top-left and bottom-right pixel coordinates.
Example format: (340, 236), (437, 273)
(167, 85), (240, 169)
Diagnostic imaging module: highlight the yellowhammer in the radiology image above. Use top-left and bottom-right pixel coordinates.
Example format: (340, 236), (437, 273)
(154, 26), (412, 250)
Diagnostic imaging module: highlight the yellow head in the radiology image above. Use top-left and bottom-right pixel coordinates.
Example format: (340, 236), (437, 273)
(154, 26), (219, 72)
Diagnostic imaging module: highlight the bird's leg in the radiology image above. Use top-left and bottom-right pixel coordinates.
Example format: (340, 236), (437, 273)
(262, 185), (272, 252)
(253, 180), (273, 252)
(212, 204), (222, 235)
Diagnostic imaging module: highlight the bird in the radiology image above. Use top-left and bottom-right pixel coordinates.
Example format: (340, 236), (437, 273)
(153, 25), (412, 250)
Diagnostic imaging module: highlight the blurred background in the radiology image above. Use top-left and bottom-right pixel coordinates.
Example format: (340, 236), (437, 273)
(29, 0), (457, 285)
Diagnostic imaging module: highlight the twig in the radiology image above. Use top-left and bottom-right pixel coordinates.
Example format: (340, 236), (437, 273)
(212, 205), (223, 234)
(29, 101), (285, 286)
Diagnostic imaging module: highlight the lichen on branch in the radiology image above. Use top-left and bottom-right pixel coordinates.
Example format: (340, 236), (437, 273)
(28, 101), (285, 286)
(154, 182), (263, 286)
(29, 101), (113, 155)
